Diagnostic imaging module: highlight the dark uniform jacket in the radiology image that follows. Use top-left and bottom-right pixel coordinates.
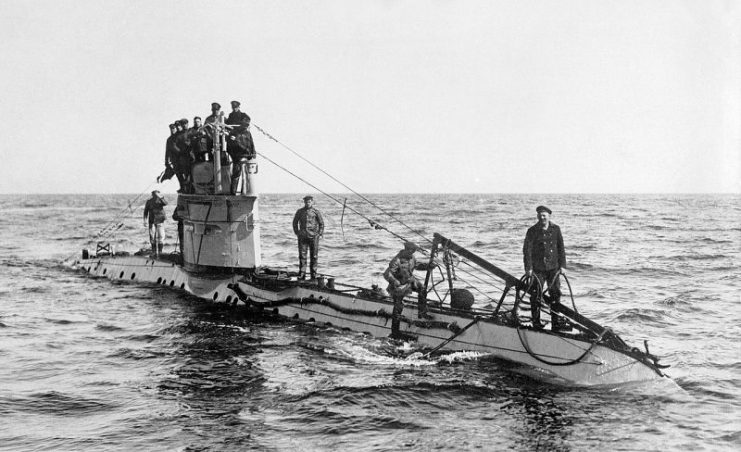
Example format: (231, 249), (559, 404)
(384, 252), (418, 287)
(165, 135), (177, 167)
(292, 207), (324, 239)
(226, 111), (255, 159)
(226, 111), (250, 132)
(188, 126), (208, 157)
(173, 130), (190, 161)
(523, 222), (566, 272)
(143, 197), (168, 225)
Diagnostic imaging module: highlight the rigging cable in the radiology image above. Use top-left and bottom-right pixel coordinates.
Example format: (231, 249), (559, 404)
(62, 180), (159, 263)
(252, 122), (431, 244)
(255, 150), (412, 245)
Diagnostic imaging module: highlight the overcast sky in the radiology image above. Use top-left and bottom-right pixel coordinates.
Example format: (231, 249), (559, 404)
(1, 0), (738, 194)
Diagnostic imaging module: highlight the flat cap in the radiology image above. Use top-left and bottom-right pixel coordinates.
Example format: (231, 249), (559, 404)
(231, 100), (241, 107)
(536, 205), (552, 215)
(303, 195), (314, 201)
(211, 102), (221, 109)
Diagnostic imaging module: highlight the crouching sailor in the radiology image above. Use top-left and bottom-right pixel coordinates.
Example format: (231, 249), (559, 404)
(384, 241), (433, 338)
(143, 190), (167, 257)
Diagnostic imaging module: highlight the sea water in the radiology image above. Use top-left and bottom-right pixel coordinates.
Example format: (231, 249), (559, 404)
(0, 193), (739, 451)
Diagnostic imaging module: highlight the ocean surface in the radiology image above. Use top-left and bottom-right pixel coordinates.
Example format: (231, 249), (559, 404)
(0, 192), (739, 451)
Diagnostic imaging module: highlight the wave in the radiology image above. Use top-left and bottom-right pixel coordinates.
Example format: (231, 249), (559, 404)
(581, 289), (607, 299)
(570, 244), (597, 250)
(608, 308), (675, 326)
(567, 262), (595, 270)
(1, 391), (117, 415)
(94, 323), (125, 332)
(19, 202), (52, 208)
(107, 347), (168, 360)
(666, 254), (726, 261)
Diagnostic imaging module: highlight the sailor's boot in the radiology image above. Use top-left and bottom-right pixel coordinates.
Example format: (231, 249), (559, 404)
(158, 243), (164, 255)
(417, 292), (433, 320)
(151, 242), (157, 257)
(530, 296), (543, 329)
(390, 298), (404, 339)
(391, 317), (402, 339)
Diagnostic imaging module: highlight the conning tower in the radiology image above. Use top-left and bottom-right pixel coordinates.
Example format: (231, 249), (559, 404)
(176, 113), (261, 273)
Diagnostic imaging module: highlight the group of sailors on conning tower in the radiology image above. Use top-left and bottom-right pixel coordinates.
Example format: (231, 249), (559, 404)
(162, 100), (255, 195)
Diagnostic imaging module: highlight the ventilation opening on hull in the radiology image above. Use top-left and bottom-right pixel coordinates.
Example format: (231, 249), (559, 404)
(131, 273), (136, 280)
(213, 292), (219, 301)
(119, 271), (124, 278)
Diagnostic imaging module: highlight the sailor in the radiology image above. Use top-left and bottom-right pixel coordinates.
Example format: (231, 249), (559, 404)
(204, 103), (229, 165)
(188, 116), (209, 162)
(225, 100), (256, 194)
(173, 118), (192, 192)
(383, 241), (433, 338)
(292, 195), (324, 280)
(161, 123), (178, 183)
(226, 100), (250, 131)
(523, 205), (567, 331)
(171, 196), (186, 262)
(204, 102), (222, 124)
(143, 190), (168, 257)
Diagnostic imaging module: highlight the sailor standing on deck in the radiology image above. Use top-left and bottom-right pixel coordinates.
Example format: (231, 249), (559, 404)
(188, 116), (209, 162)
(226, 100), (256, 194)
(143, 190), (168, 257)
(292, 195), (324, 280)
(523, 205), (567, 331)
(383, 242), (433, 338)
(160, 123), (178, 183)
(204, 103), (229, 165)
(169, 119), (192, 192)
(205, 102), (222, 124)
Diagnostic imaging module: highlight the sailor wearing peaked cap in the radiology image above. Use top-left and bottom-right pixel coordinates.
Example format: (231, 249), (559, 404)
(143, 190), (168, 257)
(230, 100), (241, 107)
(523, 204), (568, 331)
(211, 102), (221, 110)
(292, 195), (324, 280)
